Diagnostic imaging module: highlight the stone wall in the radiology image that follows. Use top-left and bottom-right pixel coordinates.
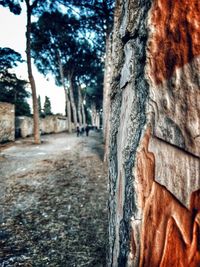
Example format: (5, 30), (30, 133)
(15, 116), (33, 138)
(107, 0), (200, 266)
(0, 102), (15, 143)
(15, 115), (69, 138)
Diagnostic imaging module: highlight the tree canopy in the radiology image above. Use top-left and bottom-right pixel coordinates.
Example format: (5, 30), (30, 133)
(0, 47), (23, 72)
(0, 0), (115, 127)
(55, 0), (115, 37)
(0, 47), (31, 116)
(31, 10), (81, 82)
(31, 9), (104, 113)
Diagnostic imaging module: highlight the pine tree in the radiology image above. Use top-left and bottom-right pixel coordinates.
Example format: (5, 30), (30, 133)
(0, 0), (52, 144)
(43, 96), (52, 116)
(0, 47), (31, 116)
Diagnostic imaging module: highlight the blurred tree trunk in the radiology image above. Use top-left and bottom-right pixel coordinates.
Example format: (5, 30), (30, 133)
(81, 99), (86, 126)
(57, 51), (72, 132)
(77, 85), (83, 125)
(80, 88), (86, 126)
(68, 74), (78, 127)
(25, 0), (40, 144)
(91, 103), (97, 126)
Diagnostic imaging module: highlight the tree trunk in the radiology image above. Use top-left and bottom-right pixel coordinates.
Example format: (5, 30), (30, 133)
(64, 89), (72, 132)
(81, 101), (86, 126)
(96, 112), (100, 129)
(68, 74), (78, 127)
(77, 85), (83, 125)
(57, 51), (72, 133)
(91, 103), (97, 126)
(25, 0), (40, 144)
(108, 1), (200, 266)
(103, 32), (112, 161)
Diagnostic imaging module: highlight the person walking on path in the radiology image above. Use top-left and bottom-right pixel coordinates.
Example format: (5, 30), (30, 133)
(76, 124), (80, 137)
(85, 124), (90, 137)
(80, 126), (85, 136)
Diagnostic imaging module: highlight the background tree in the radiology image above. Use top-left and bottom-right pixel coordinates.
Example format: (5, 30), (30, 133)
(0, 0), (52, 144)
(31, 10), (81, 130)
(55, 0), (115, 42)
(0, 73), (31, 116)
(54, 0), (115, 132)
(0, 1), (115, 134)
(0, 47), (31, 116)
(43, 96), (52, 116)
(0, 47), (23, 70)
(31, 10), (103, 127)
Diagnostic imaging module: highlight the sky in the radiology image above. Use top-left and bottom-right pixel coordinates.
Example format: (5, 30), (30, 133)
(0, 4), (66, 115)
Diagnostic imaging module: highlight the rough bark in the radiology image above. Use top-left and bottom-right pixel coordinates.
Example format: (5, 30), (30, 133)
(103, 33), (112, 161)
(57, 51), (72, 133)
(68, 75), (78, 127)
(25, 0), (40, 144)
(108, 0), (200, 266)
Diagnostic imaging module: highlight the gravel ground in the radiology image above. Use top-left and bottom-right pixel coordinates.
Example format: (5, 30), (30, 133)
(0, 131), (108, 267)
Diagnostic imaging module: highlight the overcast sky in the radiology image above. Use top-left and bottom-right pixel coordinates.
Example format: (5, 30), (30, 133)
(0, 5), (65, 115)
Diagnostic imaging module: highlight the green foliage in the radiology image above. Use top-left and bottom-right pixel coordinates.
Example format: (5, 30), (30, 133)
(15, 97), (31, 116)
(0, 0), (52, 16)
(0, 0), (21, 14)
(0, 47), (31, 116)
(0, 47), (23, 73)
(1, 1), (115, 116)
(31, 9), (105, 111)
(85, 70), (103, 111)
(55, 0), (115, 42)
(0, 72), (31, 116)
(43, 96), (52, 116)
(31, 10), (81, 82)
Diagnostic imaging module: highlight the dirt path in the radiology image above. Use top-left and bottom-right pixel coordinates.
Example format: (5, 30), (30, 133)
(0, 131), (108, 267)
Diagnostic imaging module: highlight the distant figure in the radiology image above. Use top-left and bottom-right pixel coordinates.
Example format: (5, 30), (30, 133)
(85, 124), (90, 136)
(81, 126), (85, 136)
(76, 124), (80, 137)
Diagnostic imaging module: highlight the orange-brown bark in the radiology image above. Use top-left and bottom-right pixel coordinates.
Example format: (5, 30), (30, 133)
(149, 0), (200, 84)
(137, 129), (200, 267)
